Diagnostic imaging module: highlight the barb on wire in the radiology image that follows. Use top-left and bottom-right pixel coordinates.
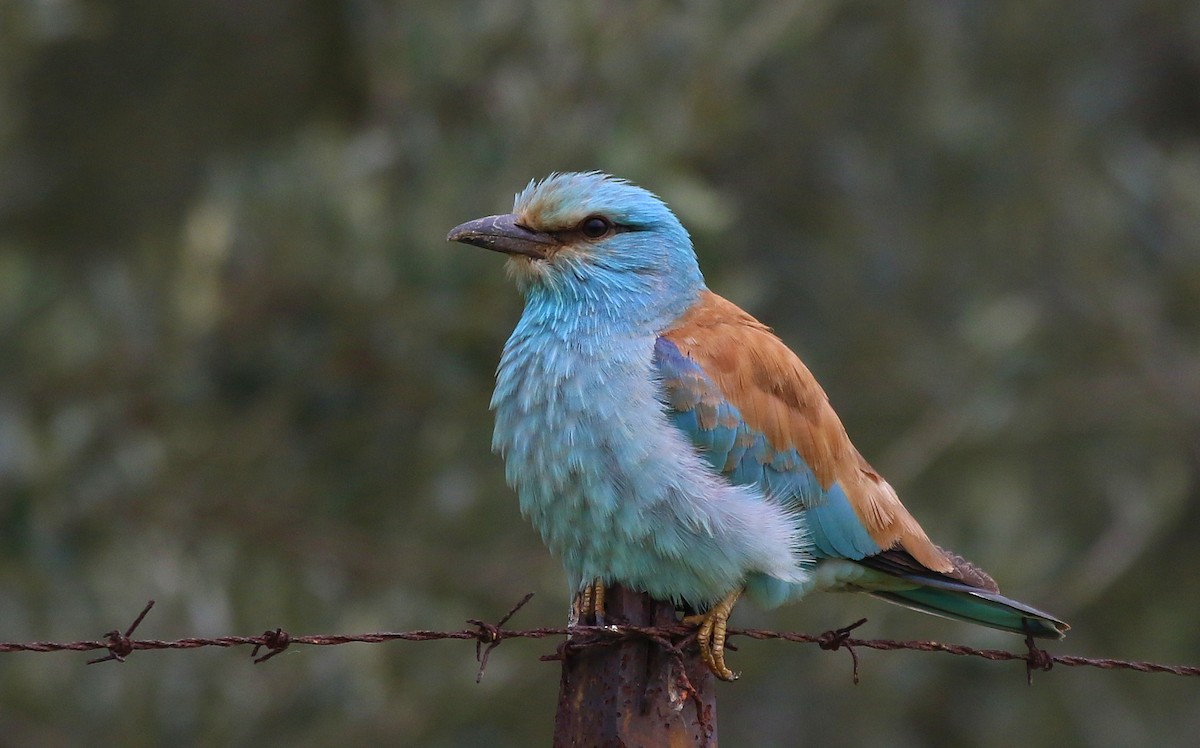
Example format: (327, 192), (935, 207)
(467, 591), (535, 682)
(87, 600), (156, 665)
(251, 628), (292, 664)
(815, 617), (867, 684)
(3, 595), (1199, 684)
(1024, 634), (1054, 685)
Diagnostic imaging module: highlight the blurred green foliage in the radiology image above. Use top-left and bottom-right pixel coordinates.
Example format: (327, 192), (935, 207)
(2, 1), (1199, 745)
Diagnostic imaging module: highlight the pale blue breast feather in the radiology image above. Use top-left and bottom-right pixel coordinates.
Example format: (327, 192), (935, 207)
(653, 337), (883, 561)
(490, 279), (809, 606)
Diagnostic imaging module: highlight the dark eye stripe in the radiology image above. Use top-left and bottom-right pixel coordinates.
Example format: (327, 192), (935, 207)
(543, 217), (637, 241)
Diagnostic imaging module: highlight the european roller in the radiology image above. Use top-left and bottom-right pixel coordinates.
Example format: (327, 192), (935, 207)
(448, 172), (1068, 680)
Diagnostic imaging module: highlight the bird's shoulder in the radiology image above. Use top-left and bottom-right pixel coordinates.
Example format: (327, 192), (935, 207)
(660, 290), (953, 573)
(660, 290), (835, 458)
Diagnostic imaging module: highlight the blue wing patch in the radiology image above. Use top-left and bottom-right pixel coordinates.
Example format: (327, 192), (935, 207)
(653, 337), (882, 560)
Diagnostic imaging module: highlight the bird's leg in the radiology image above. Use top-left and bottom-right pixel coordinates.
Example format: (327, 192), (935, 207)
(682, 587), (743, 681)
(570, 578), (607, 626)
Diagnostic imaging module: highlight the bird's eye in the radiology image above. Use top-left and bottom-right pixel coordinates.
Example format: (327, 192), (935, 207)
(579, 215), (612, 239)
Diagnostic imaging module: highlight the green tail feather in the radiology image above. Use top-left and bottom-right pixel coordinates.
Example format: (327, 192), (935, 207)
(869, 585), (1068, 639)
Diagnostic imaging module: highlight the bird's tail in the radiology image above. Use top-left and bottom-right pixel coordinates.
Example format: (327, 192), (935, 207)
(858, 550), (1069, 639)
(869, 585), (1068, 639)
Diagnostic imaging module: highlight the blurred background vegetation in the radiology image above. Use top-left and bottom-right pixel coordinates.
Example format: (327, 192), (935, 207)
(2, 1), (1199, 745)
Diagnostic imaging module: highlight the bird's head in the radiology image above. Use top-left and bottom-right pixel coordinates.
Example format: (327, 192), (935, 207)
(447, 172), (704, 316)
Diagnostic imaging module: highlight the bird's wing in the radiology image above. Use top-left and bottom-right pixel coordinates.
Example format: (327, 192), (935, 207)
(656, 290), (955, 575)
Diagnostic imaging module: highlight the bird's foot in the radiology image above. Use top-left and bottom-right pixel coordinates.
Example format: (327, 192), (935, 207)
(682, 587), (742, 681)
(570, 578), (607, 626)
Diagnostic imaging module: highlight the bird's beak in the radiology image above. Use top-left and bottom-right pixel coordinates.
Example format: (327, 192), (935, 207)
(446, 214), (556, 260)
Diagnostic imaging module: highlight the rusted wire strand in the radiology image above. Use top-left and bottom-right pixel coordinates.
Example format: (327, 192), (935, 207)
(3, 597), (1197, 682)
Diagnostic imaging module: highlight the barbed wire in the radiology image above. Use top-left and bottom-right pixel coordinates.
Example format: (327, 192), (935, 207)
(2, 596), (1197, 685)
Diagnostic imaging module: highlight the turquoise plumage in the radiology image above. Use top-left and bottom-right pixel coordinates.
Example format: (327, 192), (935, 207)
(448, 172), (1067, 679)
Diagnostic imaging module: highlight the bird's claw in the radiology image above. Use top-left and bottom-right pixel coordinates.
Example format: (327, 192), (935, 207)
(570, 578), (607, 626)
(683, 587), (742, 681)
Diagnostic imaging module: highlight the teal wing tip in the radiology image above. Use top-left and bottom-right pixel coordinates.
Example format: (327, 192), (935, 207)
(1008, 596), (1070, 640)
(1025, 613), (1071, 640)
(1024, 616), (1070, 640)
(869, 587), (1071, 641)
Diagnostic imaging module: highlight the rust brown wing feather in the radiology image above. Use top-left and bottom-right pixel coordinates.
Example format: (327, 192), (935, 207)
(663, 290), (953, 574)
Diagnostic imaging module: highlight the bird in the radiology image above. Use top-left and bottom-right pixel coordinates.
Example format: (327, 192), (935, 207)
(447, 171), (1068, 681)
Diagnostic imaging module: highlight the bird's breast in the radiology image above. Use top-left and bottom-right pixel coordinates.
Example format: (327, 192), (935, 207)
(491, 327), (660, 535)
(487, 313), (810, 603)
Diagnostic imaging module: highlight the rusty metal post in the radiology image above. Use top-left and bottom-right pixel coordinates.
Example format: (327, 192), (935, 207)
(552, 584), (717, 747)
